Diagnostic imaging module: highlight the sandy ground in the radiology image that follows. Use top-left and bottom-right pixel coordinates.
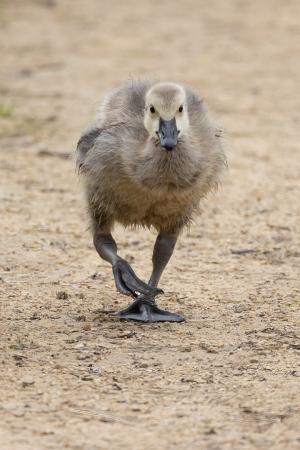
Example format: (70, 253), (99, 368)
(0, 0), (300, 449)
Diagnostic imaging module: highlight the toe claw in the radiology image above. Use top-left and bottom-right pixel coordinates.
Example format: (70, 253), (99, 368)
(153, 287), (164, 296)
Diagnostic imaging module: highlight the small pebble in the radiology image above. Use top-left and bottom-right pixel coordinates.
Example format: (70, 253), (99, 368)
(22, 380), (35, 388)
(81, 375), (93, 381)
(76, 315), (86, 322)
(56, 291), (68, 300)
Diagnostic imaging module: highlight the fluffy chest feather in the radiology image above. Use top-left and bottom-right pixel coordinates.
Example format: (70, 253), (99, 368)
(111, 177), (197, 230)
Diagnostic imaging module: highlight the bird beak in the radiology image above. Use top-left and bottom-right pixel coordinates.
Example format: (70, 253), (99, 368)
(158, 117), (178, 151)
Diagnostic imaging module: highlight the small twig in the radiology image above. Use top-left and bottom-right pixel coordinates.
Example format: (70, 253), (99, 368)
(231, 249), (257, 255)
(69, 408), (133, 425)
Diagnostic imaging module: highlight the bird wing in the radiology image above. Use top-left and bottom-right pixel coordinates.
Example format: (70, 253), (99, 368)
(76, 126), (103, 172)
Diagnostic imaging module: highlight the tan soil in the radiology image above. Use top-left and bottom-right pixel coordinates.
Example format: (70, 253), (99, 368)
(0, 1), (299, 449)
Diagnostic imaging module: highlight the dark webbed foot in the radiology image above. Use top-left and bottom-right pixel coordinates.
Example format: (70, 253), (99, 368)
(113, 259), (162, 297)
(113, 294), (184, 323)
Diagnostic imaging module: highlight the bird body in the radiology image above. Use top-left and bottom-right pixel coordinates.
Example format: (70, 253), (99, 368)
(76, 79), (226, 322)
(77, 79), (225, 233)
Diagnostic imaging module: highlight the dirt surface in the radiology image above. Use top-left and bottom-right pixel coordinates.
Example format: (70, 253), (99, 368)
(0, 1), (299, 449)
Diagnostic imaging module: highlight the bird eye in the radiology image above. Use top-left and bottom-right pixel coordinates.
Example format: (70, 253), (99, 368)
(178, 105), (183, 113)
(150, 105), (156, 114)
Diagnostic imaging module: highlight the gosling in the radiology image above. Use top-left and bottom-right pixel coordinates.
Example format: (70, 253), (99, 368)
(76, 80), (226, 322)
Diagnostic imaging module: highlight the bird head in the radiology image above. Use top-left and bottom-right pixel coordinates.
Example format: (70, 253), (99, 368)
(144, 82), (189, 151)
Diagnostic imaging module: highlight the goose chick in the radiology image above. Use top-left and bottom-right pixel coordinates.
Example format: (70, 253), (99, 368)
(76, 80), (226, 322)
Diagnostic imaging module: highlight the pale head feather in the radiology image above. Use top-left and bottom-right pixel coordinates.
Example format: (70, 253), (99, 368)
(143, 82), (190, 138)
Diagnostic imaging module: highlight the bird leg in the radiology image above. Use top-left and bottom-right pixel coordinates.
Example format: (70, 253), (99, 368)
(94, 233), (161, 298)
(115, 232), (184, 322)
(148, 232), (178, 288)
